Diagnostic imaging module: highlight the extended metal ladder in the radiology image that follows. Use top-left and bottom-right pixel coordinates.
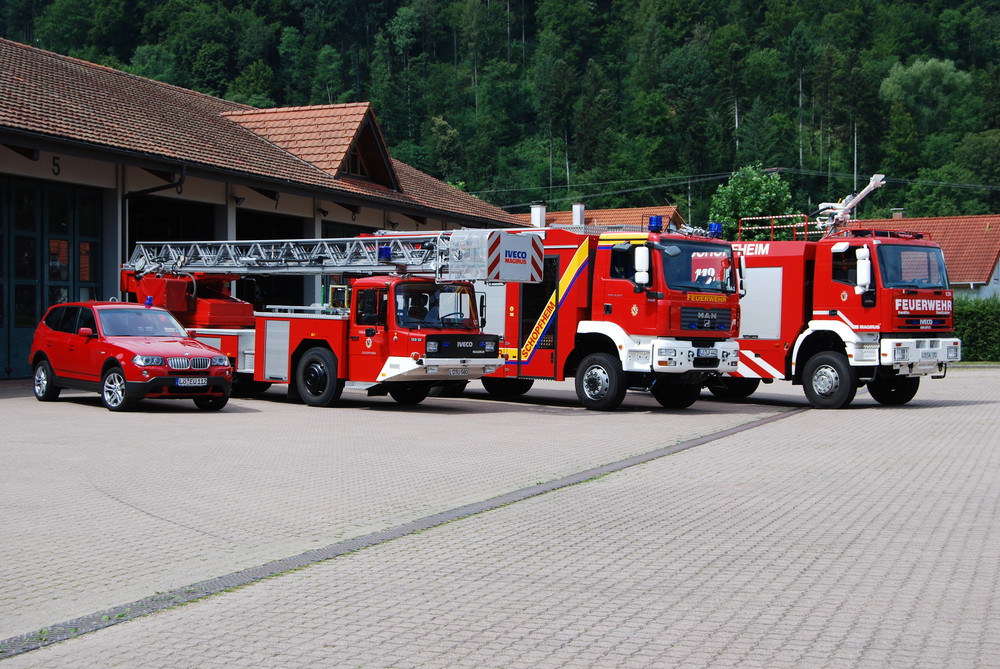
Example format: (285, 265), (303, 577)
(124, 230), (538, 282)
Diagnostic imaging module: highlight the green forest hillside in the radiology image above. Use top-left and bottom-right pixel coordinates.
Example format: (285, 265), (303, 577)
(3, 0), (998, 221)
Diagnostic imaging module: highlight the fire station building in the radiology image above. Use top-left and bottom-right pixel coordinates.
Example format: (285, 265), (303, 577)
(0, 38), (525, 378)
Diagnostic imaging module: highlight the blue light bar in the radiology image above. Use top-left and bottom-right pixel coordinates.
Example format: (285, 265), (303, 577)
(648, 215), (663, 233)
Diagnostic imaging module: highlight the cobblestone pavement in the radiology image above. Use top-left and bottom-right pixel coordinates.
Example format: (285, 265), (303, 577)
(1, 368), (998, 667)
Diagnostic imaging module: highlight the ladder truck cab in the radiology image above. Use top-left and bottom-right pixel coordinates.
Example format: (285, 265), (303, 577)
(716, 174), (962, 409)
(480, 217), (741, 411)
(120, 230), (542, 407)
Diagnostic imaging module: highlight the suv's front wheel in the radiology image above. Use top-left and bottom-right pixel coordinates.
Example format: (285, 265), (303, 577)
(101, 367), (136, 412)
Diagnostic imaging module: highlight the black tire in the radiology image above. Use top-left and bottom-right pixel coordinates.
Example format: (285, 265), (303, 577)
(388, 384), (430, 405)
(194, 395), (230, 411)
(480, 377), (535, 397)
(706, 377), (760, 400)
(802, 352), (857, 409)
(294, 347), (343, 407)
(650, 380), (701, 409)
(32, 359), (61, 402)
(867, 375), (920, 406)
(575, 352), (627, 411)
(101, 366), (136, 412)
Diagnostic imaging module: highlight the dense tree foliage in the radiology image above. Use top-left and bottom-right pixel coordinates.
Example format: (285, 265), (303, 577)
(5, 0), (999, 222)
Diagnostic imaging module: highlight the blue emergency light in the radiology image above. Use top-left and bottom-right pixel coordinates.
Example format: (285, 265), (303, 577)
(648, 215), (663, 233)
(708, 222), (723, 238)
(377, 245), (392, 262)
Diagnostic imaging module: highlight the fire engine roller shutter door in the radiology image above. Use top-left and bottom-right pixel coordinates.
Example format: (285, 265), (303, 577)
(264, 319), (291, 381)
(740, 266), (783, 339)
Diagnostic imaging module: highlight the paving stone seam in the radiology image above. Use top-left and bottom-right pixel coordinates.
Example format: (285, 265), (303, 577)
(0, 406), (807, 660)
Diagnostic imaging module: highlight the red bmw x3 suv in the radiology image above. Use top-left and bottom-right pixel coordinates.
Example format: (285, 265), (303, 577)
(29, 301), (232, 411)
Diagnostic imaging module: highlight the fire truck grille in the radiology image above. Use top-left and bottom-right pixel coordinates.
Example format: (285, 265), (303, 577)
(167, 357), (211, 370)
(680, 308), (732, 332)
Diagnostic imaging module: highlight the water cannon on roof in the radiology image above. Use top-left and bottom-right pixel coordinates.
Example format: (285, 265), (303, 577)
(816, 174), (886, 233)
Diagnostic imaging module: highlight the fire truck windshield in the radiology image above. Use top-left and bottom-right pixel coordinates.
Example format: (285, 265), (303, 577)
(659, 241), (737, 293)
(876, 245), (949, 289)
(395, 282), (479, 329)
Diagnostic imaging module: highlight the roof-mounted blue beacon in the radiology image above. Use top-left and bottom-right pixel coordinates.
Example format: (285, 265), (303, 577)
(648, 215), (663, 233)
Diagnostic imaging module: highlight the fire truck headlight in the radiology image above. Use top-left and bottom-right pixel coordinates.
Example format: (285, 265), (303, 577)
(426, 341), (439, 354)
(657, 348), (677, 357)
(893, 347), (910, 362)
(132, 354), (165, 367)
(484, 340), (497, 353)
(947, 346), (960, 360)
(211, 356), (230, 367)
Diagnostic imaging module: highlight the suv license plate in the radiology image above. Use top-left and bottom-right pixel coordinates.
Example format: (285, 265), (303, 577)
(697, 348), (718, 357)
(177, 377), (208, 386)
(449, 368), (470, 376)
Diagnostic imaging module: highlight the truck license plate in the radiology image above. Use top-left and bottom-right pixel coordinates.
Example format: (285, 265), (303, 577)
(697, 348), (718, 358)
(920, 350), (937, 360)
(177, 377), (208, 386)
(449, 368), (470, 376)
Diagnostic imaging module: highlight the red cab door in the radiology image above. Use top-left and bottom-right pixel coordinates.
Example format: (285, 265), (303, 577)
(348, 286), (391, 382)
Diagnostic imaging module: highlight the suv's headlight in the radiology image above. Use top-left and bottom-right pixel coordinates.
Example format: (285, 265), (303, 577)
(132, 354), (165, 366)
(211, 356), (230, 367)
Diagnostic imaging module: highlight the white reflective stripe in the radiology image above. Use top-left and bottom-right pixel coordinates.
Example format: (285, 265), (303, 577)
(812, 310), (859, 330)
(737, 349), (784, 379)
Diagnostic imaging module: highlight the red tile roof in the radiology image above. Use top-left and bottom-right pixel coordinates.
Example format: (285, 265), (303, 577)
(847, 216), (1000, 285)
(515, 205), (684, 228)
(0, 38), (524, 227)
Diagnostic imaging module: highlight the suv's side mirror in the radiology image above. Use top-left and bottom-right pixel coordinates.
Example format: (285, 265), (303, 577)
(77, 327), (95, 338)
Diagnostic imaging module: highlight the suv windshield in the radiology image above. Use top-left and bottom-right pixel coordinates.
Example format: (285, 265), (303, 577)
(877, 245), (949, 289)
(395, 283), (479, 330)
(98, 308), (189, 337)
(659, 241), (737, 293)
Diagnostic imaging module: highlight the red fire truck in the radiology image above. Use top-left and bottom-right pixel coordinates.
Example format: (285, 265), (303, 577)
(478, 218), (742, 410)
(711, 174), (962, 408)
(120, 230), (542, 407)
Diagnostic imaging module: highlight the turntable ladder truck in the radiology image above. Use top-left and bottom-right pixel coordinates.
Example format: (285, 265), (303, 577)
(121, 230), (543, 407)
(717, 174), (962, 408)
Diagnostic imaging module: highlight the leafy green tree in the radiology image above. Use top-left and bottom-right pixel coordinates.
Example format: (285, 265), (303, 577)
(310, 45), (350, 104)
(125, 44), (178, 83)
(191, 41), (230, 97)
(709, 164), (793, 239)
(879, 58), (972, 137)
(904, 164), (989, 217)
(226, 60), (277, 108)
(34, 0), (93, 55)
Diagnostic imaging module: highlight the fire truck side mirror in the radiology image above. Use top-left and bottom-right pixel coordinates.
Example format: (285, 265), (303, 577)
(634, 246), (650, 286)
(479, 293), (487, 328)
(855, 246), (872, 295)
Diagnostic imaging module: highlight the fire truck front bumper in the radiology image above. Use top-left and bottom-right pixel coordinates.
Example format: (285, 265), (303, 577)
(628, 340), (740, 375)
(878, 337), (962, 375)
(376, 356), (506, 382)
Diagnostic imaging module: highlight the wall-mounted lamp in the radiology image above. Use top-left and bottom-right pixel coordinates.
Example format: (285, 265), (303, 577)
(317, 208), (329, 217)
(233, 196), (245, 205)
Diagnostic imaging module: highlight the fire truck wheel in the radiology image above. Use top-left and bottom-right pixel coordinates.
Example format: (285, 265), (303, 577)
(101, 366), (136, 412)
(194, 395), (230, 411)
(575, 352), (628, 411)
(803, 352), (857, 409)
(295, 347), (343, 407)
(33, 359), (62, 401)
(867, 375), (920, 406)
(706, 377), (760, 400)
(481, 377), (534, 397)
(650, 381), (701, 409)
(388, 384), (430, 405)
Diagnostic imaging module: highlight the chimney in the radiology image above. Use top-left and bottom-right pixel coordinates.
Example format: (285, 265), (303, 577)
(530, 201), (547, 228)
(892, 208), (906, 219)
(572, 203), (585, 227)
